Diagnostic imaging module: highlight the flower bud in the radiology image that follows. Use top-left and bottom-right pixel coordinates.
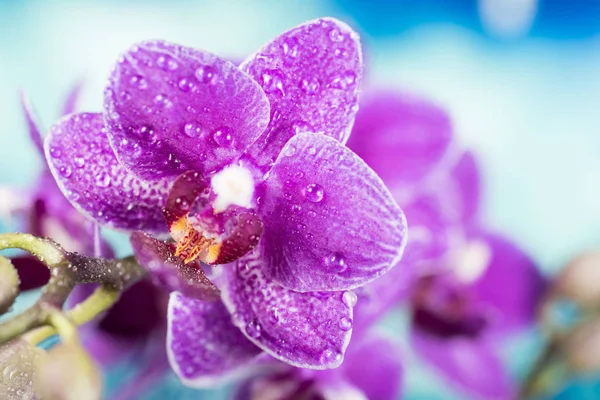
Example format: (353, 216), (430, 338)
(0, 257), (19, 314)
(551, 251), (600, 308)
(564, 317), (600, 373)
(35, 342), (102, 400)
(0, 339), (44, 400)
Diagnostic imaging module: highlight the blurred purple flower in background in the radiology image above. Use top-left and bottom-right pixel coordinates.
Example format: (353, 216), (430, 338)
(349, 90), (546, 398)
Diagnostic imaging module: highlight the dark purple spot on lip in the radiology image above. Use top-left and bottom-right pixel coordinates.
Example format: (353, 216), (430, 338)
(411, 275), (488, 339)
(412, 305), (487, 339)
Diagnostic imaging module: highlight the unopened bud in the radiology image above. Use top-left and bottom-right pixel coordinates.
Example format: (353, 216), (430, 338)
(565, 317), (600, 373)
(0, 257), (19, 314)
(0, 339), (44, 400)
(552, 251), (600, 308)
(35, 342), (101, 400)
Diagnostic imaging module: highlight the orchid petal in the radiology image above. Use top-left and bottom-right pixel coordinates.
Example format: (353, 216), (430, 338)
(221, 249), (353, 369)
(347, 91), (453, 192)
(104, 40), (270, 179)
(61, 80), (84, 116)
(411, 333), (515, 399)
(44, 112), (171, 232)
(259, 132), (407, 292)
(468, 228), (545, 334)
(130, 231), (220, 300)
(341, 334), (404, 400)
(241, 17), (362, 169)
(167, 292), (263, 387)
(20, 90), (44, 155)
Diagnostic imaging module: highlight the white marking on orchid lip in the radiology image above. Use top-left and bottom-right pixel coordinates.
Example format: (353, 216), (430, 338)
(210, 165), (255, 213)
(453, 239), (492, 284)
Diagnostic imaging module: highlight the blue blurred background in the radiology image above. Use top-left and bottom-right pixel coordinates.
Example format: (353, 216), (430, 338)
(1, 0), (599, 398)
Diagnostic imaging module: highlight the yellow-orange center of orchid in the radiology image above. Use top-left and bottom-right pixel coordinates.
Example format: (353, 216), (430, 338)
(170, 215), (221, 265)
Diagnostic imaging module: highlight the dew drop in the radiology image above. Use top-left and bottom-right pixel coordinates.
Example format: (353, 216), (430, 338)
(261, 69), (285, 96)
(129, 75), (147, 89)
(49, 147), (62, 158)
(58, 166), (72, 178)
(339, 317), (353, 331)
(324, 252), (346, 273)
(157, 55), (178, 71)
(195, 65), (216, 84)
(95, 172), (111, 188)
(245, 320), (262, 338)
(178, 78), (194, 92)
(211, 126), (233, 147)
(300, 77), (320, 95)
(281, 38), (299, 65)
(319, 348), (342, 364)
(153, 93), (170, 107)
(342, 290), (358, 308)
(74, 157), (85, 168)
(304, 183), (324, 203)
(328, 28), (344, 42)
(183, 122), (202, 137)
(329, 71), (357, 90)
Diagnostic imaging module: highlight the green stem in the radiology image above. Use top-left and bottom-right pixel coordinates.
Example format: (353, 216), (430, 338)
(23, 285), (120, 345)
(0, 233), (66, 268)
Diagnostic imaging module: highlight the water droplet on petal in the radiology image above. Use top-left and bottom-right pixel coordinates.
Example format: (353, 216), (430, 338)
(319, 348), (342, 364)
(129, 75), (147, 89)
(328, 28), (344, 42)
(304, 183), (324, 203)
(211, 126), (233, 147)
(300, 77), (320, 95)
(261, 69), (285, 96)
(245, 320), (262, 338)
(178, 78), (194, 92)
(329, 71), (357, 90)
(183, 122), (202, 137)
(324, 252), (346, 273)
(58, 166), (72, 178)
(339, 317), (353, 331)
(195, 65), (216, 84)
(342, 290), (358, 308)
(157, 55), (178, 71)
(49, 147), (62, 158)
(95, 172), (111, 188)
(153, 93), (170, 107)
(285, 145), (297, 157)
(281, 38), (299, 66)
(74, 157), (85, 168)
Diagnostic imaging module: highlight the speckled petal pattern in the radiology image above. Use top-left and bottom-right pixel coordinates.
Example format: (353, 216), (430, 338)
(259, 133), (407, 292)
(221, 248), (354, 369)
(44, 112), (172, 232)
(130, 231), (220, 300)
(241, 17), (363, 169)
(167, 292), (263, 387)
(105, 40), (271, 179)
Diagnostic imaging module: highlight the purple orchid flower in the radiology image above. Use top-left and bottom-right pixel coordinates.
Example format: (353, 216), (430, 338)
(13, 89), (170, 399)
(232, 332), (403, 400)
(43, 17), (408, 384)
(348, 89), (546, 399)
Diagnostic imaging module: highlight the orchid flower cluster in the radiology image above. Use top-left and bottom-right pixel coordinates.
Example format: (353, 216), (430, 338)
(0, 15), (556, 400)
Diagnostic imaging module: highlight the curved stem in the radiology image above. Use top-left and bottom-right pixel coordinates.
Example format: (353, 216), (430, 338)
(0, 233), (66, 268)
(23, 285), (120, 345)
